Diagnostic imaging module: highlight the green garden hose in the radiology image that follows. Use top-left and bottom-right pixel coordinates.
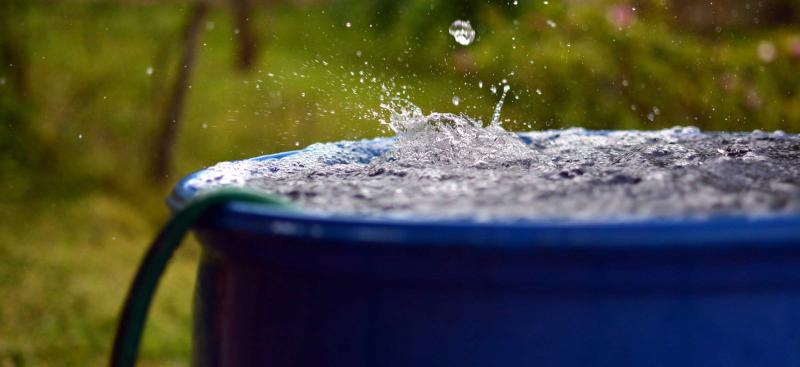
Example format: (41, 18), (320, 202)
(109, 189), (290, 367)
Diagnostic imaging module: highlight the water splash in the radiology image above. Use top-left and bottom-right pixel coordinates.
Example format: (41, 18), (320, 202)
(189, 124), (800, 221)
(186, 60), (800, 221)
(449, 20), (476, 46)
(491, 84), (511, 126)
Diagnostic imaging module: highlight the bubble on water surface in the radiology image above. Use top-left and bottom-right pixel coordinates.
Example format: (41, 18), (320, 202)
(449, 20), (476, 46)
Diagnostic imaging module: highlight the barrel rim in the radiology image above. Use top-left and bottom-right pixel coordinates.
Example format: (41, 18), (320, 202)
(169, 132), (800, 248)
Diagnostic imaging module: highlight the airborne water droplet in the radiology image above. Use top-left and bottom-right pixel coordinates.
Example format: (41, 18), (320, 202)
(449, 20), (476, 46)
(452, 95), (460, 106)
(491, 85), (511, 126)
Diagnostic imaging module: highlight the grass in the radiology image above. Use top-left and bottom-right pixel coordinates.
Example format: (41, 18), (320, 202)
(0, 191), (196, 366)
(1, 0), (799, 365)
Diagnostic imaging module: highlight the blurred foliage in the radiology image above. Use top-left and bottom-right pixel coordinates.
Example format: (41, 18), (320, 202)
(2, 0), (799, 199)
(0, 0), (799, 365)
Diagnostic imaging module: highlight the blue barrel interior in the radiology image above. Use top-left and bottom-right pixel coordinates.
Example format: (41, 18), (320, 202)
(171, 135), (800, 367)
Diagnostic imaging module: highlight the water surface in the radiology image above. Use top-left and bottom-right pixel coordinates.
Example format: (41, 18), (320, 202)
(187, 109), (800, 221)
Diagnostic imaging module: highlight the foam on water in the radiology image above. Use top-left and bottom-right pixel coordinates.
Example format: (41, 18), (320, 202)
(186, 104), (800, 221)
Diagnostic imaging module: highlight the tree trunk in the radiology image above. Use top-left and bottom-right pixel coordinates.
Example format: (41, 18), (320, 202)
(151, 1), (209, 183)
(232, 0), (256, 71)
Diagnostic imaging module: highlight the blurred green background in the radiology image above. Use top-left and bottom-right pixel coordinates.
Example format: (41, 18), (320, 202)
(1, 0), (799, 365)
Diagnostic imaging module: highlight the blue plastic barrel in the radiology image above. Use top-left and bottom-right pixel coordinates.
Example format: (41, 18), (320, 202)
(171, 137), (800, 367)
